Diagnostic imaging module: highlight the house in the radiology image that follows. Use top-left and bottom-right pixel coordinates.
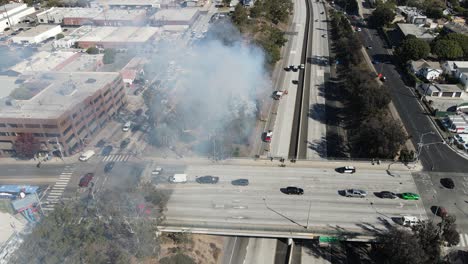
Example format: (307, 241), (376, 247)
(443, 21), (468, 35)
(409, 59), (442, 81)
(417, 83), (464, 98)
(396, 23), (437, 42)
(396, 6), (427, 25)
(442, 61), (468, 91)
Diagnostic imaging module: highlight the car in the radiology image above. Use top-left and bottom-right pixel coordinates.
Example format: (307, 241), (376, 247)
(152, 167), (163, 175)
(379, 191), (397, 199)
(196, 176), (219, 184)
(337, 166), (356, 174)
(263, 130), (273, 142)
(79, 173), (94, 187)
(440, 178), (455, 189)
(96, 139), (106, 148)
(120, 138), (130, 148)
(356, 27), (362, 32)
(380, 76), (387, 82)
(273, 91), (284, 100)
(315, 19), (318, 22)
(104, 162), (115, 173)
(320, 11), (324, 14)
(299, 64), (305, 70)
(366, 46), (372, 49)
(284, 66), (291, 71)
(291, 65), (298, 72)
(122, 121), (131, 132)
(372, 60), (380, 64)
(232, 179), (249, 186)
(401, 192), (420, 200)
(345, 189), (367, 198)
(284, 186), (304, 195)
(322, 34), (326, 38)
(433, 206), (448, 218)
(102, 145), (113, 156)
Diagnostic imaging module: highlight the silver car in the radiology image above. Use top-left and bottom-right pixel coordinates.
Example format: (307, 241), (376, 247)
(345, 189), (367, 198)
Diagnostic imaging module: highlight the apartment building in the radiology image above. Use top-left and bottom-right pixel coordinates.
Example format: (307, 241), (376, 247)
(0, 71), (126, 157)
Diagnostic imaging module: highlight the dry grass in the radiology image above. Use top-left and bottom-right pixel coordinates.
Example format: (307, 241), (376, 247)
(159, 234), (225, 264)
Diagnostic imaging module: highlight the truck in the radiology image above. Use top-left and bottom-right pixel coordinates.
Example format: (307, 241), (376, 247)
(169, 174), (187, 183)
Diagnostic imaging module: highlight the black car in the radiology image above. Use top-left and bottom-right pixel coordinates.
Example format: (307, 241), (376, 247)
(101, 145), (113, 156)
(104, 162), (115, 173)
(120, 138), (130, 148)
(440, 178), (455, 189)
(231, 179), (249, 186)
(196, 176), (219, 184)
(284, 186), (304, 195)
(379, 191), (397, 199)
(96, 139), (106, 148)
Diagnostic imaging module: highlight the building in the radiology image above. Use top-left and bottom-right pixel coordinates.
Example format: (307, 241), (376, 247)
(151, 8), (199, 26)
(90, 0), (161, 9)
(442, 61), (468, 91)
(417, 83), (464, 98)
(409, 59), (442, 81)
(57, 53), (104, 72)
(11, 25), (62, 44)
(120, 57), (146, 85)
(0, 72), (126, 156)
(396, 6), (427, 25)
(443, 21), (468, 35)
(76, 26), (160, 49)
(0, 3), (35, 32)
(9, 51), (79, 75)
(36, 7), (102, 25)
(396, 23), (437, 41)
(52, 25), (94, 49)
(92, 9), (148, 26)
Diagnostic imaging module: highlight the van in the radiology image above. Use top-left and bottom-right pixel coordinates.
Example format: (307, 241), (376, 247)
(79, 150), (95, 161)
(401, 216), (419, 227)
(169, 174), (187, 183)
(122, 121), (131, 132)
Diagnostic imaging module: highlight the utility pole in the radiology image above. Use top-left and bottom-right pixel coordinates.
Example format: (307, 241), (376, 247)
(306, 200), (312, 229)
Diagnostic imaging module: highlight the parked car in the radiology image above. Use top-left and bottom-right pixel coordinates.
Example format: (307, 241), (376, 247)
(79, 173), (94, 187)
(378, 191), (397, 199)
(337, 166), (356, 174)
(196, 176), (219, 184)
(401, 192), (420, 200)
(96, 139), (106, 148)
(122, 121), (131, 132)
(299, 64), (305, 70)
(433, 206), (448, 218)
(440, 178), (455, 189)
(232, 179), (249, 186)
(263, 130), (273, 142)
(284, 186), (304, 195)
(273, 91), (284, 100)
(291, 65), (298, 72)
(152, 167), (163, 175)
(104, 162), (115, 173)
(120, 138), (130, 148)
(366, 46), (372, 49)
(345, 189), (367, 198)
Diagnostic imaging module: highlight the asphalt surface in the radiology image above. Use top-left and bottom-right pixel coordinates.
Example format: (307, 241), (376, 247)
(358, 27), (468, 172)
(158, 164), (426, 236)
(0, 164), (66, 184)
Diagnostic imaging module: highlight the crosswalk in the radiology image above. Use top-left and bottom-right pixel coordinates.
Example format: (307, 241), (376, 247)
(102, 154), (132, 162)
(41, 166), (74, 213)
(456, 233), (468, 248)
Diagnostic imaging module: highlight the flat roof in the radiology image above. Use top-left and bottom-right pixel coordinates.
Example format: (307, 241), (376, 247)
(453, 61), (468, 69)
(444, 22), (468, 35)
(57, 53), (104, 72)
(0, 72), (120, 119)
(13, 25), (61, 37)
(153, 8), (199, 21)
(10, 51), (77, 74)
(78, 26), (159, 43)
(435, 84), (463, 93)
(0, 76), (21, 99)
(0, 3), (25, 13)
(42, 7), (103, 19)
(397, 23), (436, 39)
(93, 9), (146, 20)
(93, 0), (160, 6)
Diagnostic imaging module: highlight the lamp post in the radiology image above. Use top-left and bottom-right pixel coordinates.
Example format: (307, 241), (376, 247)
(415, 132), (435, 162)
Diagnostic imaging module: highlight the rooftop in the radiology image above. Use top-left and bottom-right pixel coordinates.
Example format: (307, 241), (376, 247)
(92, 0), (160, 7)
(0, 3), (25, 14)
(13, 25), (61, 37)
(0, 76), (21, 99)
(0, 72), (120, 119)
(78, 26), (159, 43)
(93, 9), (146, 20)
(10, 51), (78, 74)
(57, 53), (104, 72)
(444, 21), (468, 35)
(153, 8), (199, 21)
(410, 59), (441, 71)
(49, 7), (103, 19)
(397, 23), (437, 39)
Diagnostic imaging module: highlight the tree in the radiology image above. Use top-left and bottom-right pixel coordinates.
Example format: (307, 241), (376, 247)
(222, 0), (231, 7)
(86, 47), (99, 54)
(432, 39), (464, 59)
(14, 133), (38, 159)
(425, 7), (444, 19)
(56, 33), (65, 39)
(442, 33), (468, 58)
(397, 37), (430, 61)
(374, 227), (428, 264)
(103, 49), (116, 64)
(369, 5), (395, 28)
(264, 0), (293, 24)
(232, 3), (248, 28)
(439, 215), (460, 246)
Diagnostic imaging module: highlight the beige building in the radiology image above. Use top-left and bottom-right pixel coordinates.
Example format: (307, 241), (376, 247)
(0, 72), (126, 157)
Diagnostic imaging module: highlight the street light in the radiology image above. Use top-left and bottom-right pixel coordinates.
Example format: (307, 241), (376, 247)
(415, 132), (435, 162)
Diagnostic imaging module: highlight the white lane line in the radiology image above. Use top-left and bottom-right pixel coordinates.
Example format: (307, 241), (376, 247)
(54, 183), (68, 186)
(59, 176), (71, 179)
(51, 187), (65, 190)
(56, 179), (70, 183)
(61, 172), (73, 175)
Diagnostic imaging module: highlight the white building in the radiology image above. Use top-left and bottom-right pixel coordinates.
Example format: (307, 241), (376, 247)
(442, 61), (468, 91)
(0, 3), (35, 32)
(52, 26), (94, 49)
(417, 83), (464, 98)
(11, 24), (62, 44)
(409, 59), (442, 81)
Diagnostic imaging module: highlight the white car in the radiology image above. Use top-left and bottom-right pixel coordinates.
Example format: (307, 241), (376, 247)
(122, 121), (131, 132)
(356, 27), (362, 32)
(151, 167), (163, 175)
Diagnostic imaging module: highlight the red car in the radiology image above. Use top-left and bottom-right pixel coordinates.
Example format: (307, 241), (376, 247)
(263, 130), (273, 142)
(79, 173), (94, 187)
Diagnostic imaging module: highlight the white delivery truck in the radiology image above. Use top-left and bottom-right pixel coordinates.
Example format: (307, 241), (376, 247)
(169, 174), (187, 183)
(79, 150), (95, 161)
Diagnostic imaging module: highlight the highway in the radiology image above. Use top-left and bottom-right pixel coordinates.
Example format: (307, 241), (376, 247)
(358, 26), (468, 172)
(158, 163), (426, 237)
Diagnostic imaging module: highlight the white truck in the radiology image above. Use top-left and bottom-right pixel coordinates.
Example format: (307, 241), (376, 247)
(169, 174), (187, 183)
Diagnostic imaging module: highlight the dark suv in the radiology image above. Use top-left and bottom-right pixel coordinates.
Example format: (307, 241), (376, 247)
(284, 186), (304, 195)
(79, 173), (94, 187)
(196, 176), (219, 184)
